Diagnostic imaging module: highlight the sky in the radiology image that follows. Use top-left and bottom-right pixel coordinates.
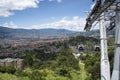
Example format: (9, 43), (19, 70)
(0, 0), (94, 31)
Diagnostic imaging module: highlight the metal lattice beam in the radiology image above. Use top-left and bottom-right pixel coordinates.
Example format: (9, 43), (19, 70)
(84, 0), (115, 31)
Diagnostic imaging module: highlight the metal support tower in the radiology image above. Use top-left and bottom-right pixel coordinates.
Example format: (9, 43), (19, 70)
(100, 14), (110, 80)
(111, 6), (120, 80)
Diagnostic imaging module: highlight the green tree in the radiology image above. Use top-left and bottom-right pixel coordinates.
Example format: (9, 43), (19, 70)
(0, 66), (6, 73)
(6, 65), (16, 74)
(56, 49), (80, 70)
(29, 71), (45, 80)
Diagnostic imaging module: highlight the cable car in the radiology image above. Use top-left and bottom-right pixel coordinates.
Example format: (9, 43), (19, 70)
(94, 45), (100, 51)
(78, 44), (84, 51)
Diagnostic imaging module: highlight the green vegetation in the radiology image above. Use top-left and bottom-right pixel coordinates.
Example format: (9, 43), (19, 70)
(0, 36), (114, 80)
(0, 65), (16, 74)
(0, 72), (29, 80)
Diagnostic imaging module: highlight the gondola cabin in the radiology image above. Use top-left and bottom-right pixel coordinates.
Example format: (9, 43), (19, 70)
(94, 45), (100, 51)
(78, 45), (84, 51)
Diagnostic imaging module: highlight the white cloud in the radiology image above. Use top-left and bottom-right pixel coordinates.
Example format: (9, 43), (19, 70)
(0, 16), (86, 31)
(48, 0), (62, 3)
(73, 16), (79, 20)
(48, 0), (54, 2)
(1, 21), (18, 28)
(56, 0), (62, 3)
(0, 0), (40, 17)
(30, 16), (86, 31)
(0, 0), (63, 17)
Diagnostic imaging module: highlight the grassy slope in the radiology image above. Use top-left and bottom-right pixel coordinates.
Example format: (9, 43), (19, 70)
(79, 61), (87, 80)
(0, 73), (29, 80)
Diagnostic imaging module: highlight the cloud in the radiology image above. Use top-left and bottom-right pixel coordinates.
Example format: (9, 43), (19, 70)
(30, 16), (86, 31)
(0, 16), (86, 31)
(0, 0), (63, 17)
(0, 21), (18, 28)
(48, 0), (62, 3)
(0, 0), (40, 17)
(57, 0), (62, 3)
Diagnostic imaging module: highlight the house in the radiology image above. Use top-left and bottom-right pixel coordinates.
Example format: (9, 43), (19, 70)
(0, 58), (24, 70)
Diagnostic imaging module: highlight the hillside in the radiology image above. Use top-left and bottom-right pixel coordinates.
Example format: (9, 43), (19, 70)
(0, 34), (114, 80)
(0, 26), (76, 40)
(72, 29), (115, 38)
(0, 26), (115, 40)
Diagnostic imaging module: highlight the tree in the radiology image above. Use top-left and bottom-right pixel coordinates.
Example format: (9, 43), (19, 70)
(56, 49), (80, 70)
(29, 71), (45, 80)
(6, 65), (16, 74)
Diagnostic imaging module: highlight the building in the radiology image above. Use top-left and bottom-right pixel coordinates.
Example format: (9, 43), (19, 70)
(0, 58), (24, 70)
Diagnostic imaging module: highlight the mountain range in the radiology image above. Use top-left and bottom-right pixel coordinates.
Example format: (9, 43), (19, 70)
(0, 26), (77, 40)
(0, 26), (115, 40)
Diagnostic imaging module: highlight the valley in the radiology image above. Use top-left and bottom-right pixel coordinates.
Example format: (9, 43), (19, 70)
(0, 33), (115, 80)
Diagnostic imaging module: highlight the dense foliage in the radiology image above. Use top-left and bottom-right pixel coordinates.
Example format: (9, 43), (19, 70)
(0, 36), (114, 80)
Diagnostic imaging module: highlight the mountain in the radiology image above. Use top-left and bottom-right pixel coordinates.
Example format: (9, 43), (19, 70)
(72, 29), (115, 39)
(0, 26), (77, 40)
(0, 26), (115, 40)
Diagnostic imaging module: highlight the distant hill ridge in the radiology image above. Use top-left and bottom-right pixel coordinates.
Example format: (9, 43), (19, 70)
(0, 26), (115, 40)
(0, 26), (76, 40)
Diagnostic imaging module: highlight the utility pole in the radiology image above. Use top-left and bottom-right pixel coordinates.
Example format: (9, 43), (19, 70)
(111, 3), (120, 80)
(100, 13), (110, 80)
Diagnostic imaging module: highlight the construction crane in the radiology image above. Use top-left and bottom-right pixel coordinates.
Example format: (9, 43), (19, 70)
(84, 0), (120, 80)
